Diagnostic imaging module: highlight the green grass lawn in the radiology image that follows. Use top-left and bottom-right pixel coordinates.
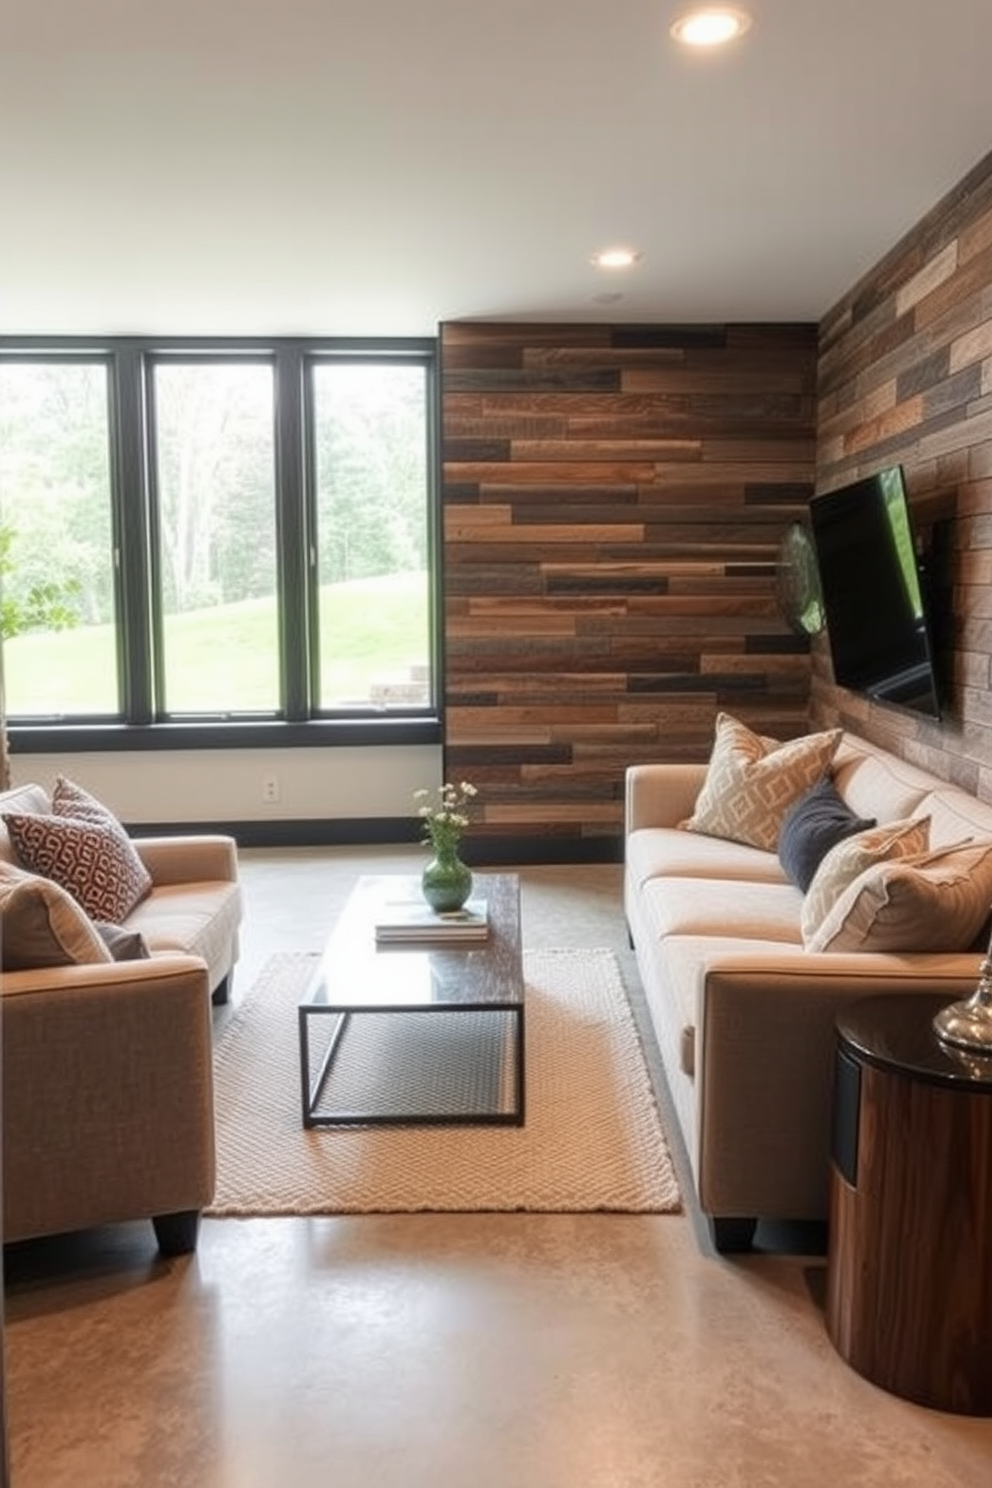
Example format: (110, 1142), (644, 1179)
(4, 572), (430, 715)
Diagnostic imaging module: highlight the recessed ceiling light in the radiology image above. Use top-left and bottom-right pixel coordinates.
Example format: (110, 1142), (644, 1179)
(670, 7), (753, 47)
(592, 247), (642, 271)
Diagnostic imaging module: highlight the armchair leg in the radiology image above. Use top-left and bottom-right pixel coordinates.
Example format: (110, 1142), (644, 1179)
(211, 975), (230, 1006)
(153, 1209), (202, 1256)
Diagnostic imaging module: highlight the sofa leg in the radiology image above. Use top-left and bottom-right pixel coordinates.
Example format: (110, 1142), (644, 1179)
(709, 1216), (758, 1254)
(153, 1209), (202, 1256)
(211, 974), (230, 1007)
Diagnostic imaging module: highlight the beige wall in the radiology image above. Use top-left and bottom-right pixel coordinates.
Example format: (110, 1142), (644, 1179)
(10, 745), (440, 828)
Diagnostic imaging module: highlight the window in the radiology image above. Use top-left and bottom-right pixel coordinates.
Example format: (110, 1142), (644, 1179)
(310, 360), (431, 711)
(0, 359), (118, 717)
(0, 337), (439, 748)
(150, 358), (280, 714)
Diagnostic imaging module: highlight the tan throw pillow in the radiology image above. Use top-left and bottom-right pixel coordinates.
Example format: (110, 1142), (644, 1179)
(0, 862), (113, 970)
(808, 840), (992, 954)
(685, 713), (843, 852)
(802, 817), (931, 950)
(3, 810), (153, 924)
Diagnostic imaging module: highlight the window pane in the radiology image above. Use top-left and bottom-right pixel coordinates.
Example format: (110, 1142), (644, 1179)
(0, 361), (118, 717)
(153, 361), (279, 714)
(312, 361), (431, 710)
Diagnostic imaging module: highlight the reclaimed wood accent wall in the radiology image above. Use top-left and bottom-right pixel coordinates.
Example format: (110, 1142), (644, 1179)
(815, 148), (992, 800)
(439, 321), (818, 858)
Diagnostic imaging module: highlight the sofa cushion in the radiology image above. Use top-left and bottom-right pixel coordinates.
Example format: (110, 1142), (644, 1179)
(125, 879), (242, 985)
(802, 817), (931, 950)
(626, 825), (790, 892)
(778, 778), (876, 892)
(685, 713), (843, 852)
(808, 840), (992, 954)
(641, 876), (803, 945)
(3, 810), (153, 924)
(0, 862), (113, 971)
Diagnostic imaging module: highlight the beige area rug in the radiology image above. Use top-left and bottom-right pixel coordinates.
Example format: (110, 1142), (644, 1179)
(207, 948), (681, 1216)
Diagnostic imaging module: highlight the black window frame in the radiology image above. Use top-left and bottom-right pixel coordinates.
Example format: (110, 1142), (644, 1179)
(0, 335), (443, 757)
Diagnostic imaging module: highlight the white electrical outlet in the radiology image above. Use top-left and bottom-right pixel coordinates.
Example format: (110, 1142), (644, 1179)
(262, 774), (280, 804)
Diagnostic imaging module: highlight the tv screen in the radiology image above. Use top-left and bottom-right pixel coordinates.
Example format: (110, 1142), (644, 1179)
(809, 466), (942, 720)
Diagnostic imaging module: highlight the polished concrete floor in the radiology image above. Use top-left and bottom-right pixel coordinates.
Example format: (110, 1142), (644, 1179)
(5, 848), (992, 1487)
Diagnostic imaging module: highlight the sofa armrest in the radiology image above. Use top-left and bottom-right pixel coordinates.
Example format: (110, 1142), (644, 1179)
(2, 954), (216, 1243)
(694, 949), (982, 1220)
(132, 833), (239, 887)
(0, 952), (212, 1000)
(625, 763), (708, 833)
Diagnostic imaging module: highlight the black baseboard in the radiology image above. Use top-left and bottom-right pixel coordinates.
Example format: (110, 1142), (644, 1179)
(461, 837), (623, 866)
(130, 817), (623, 864)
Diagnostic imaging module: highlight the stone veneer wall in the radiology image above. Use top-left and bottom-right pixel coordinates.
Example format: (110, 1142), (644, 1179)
(814, 148), (992, 801)
(439, 321), (817, 858)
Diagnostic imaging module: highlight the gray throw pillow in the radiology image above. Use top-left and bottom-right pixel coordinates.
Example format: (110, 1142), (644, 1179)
(94, 921), (152, 961)
(778, 777), (876, 892)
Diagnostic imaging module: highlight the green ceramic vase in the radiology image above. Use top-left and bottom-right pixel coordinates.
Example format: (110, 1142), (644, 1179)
(421, 848), (473, 913)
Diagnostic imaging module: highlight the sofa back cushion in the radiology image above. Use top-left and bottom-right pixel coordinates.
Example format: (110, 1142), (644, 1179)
(0, 784), (52, 865)
(912, 787), (992, 851)
(831, 746), (933, 825)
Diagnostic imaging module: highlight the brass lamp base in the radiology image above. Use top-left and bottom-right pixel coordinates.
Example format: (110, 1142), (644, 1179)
(933, 987), (992, 1055)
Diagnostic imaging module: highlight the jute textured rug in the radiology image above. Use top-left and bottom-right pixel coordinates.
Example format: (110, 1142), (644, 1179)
(207, 947), (681, 1216)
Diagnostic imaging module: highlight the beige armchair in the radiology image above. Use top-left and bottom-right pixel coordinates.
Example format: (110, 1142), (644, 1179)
(3, 955), (215, 1254)
(0, 782), (243, 1253)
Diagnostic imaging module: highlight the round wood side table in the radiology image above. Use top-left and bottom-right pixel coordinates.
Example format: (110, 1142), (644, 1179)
(825, 992), (992, 1415)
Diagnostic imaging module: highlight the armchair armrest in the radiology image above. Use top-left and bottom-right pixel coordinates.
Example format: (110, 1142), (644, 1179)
(132, 833), (239, 887)
(0, 951), (212, 1000)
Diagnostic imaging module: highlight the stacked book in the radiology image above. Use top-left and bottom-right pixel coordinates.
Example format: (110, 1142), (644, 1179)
(374, 896), (489, 944)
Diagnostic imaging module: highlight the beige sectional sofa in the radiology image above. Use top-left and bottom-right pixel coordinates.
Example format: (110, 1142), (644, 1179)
(0, 780), (242, 1253)
(625, 727), (992, 1253)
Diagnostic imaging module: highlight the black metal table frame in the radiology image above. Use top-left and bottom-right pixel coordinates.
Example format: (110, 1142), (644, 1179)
(298, 999), (526, 1128)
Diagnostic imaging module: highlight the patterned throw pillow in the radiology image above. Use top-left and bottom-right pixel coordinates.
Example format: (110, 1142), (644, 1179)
(685, 713), (843, 852)
(54, 775), (129, 828)
(52, 777), (153, 916)
(778, 777), (876, 892)
(3, 802), (153, 925)
(0, 862), (113, 970)
(807, 839), (992, 954)
(801, 817), (931, 950)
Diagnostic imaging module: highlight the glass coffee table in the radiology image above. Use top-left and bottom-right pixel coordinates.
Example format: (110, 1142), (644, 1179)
(298, 872), (524, 1127)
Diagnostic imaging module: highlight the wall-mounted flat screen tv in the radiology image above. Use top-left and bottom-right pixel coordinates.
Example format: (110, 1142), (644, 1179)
(808, 465), (942, 720)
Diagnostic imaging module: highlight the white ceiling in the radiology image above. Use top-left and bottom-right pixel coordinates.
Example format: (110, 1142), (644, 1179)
(2, 0), (992, 338)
